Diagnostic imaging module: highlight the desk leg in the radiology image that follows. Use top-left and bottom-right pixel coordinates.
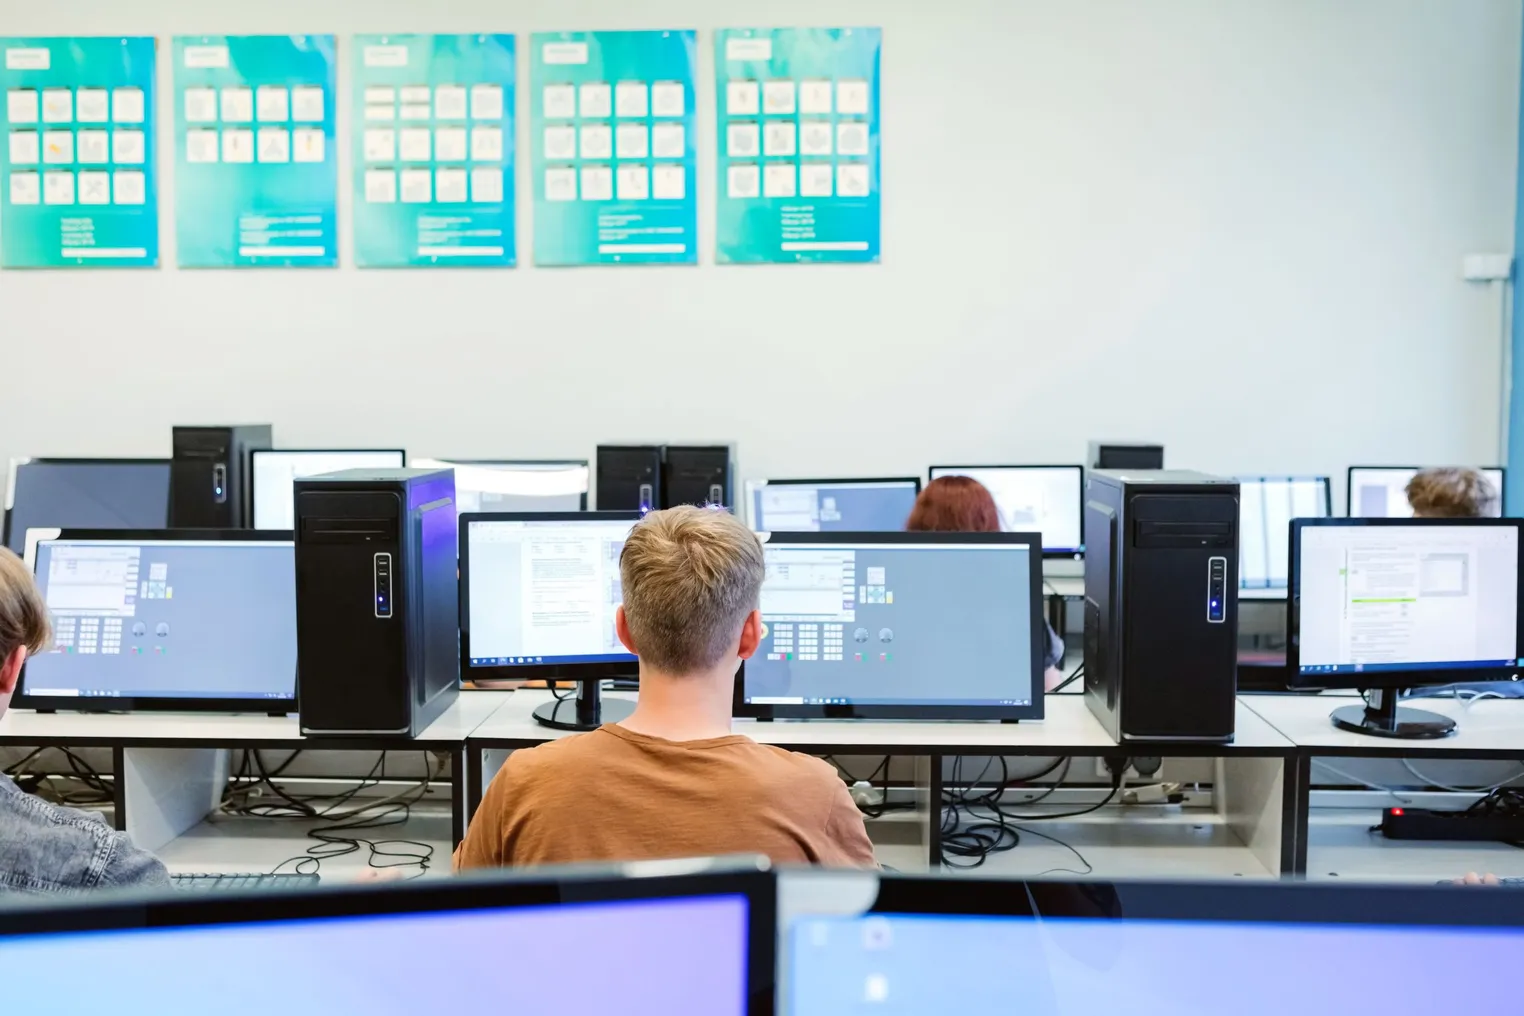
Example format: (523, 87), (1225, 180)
(449, 748), (466, 847)
(920, 754), (942, 870)
(466, 747), (485, 828)
(1215, 755), (1290, 879)
(111, 747), (126, 832)
(121, 748), (230, 854)
(1286, 755), (1310, 878)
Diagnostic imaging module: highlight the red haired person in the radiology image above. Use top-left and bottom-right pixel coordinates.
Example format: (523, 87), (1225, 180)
(907, 476), (1066, 692)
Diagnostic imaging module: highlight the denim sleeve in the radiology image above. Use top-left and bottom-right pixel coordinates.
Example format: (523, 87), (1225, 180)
(97, 829), (171, 891)
(1044, 622), (1065, 670)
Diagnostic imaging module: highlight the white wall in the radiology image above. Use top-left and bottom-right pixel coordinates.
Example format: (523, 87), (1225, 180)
(0, 0), (1518, 502)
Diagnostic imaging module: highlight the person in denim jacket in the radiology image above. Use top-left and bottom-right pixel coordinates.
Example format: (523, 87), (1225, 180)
(0, 548), (168, 895)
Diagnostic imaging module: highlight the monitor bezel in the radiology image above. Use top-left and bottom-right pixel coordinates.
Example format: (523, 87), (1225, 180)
(734, 530), (1046, 721)
(250, 448), (407, 531)
(745, 476), (923, 531)
(1235, 475), (1332, 593)
(459, 510), (642, 682)
(1345, 465), (1508, 518)
(1287, 516), (1524, 690)
(3, 457), (172, 553)
(0, 864), (777, 1016)
(415, 458), (591, 511)
(927, 464), (1086, 558)
(16, 527), (299, 714)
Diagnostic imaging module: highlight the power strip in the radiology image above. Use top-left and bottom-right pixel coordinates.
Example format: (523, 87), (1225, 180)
(1381, 806), (1524, 843)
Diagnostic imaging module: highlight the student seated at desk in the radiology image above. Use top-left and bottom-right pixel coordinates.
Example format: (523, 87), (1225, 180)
(0, 549), (170, 896)
(455, 506), (877, 871)
(907, 476), (1067, 692)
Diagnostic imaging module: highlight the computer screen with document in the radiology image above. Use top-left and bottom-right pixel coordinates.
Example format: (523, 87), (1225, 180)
(1346, 466), (1505, 518)
(1237, 476), (1330, 592)
(927, 465), (1084, 555)
(747, 478), (920, 533)
(414, 459), (589, 514)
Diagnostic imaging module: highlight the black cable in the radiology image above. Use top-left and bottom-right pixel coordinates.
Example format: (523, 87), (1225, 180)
(1015, 823), (1094, 877)
(1049, 663), (1085, 694)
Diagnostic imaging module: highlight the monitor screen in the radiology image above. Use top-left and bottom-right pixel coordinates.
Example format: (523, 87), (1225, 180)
(463, 515), (636, 669)
(928, 466), (1084, 554)
(4, 459), (170, 554)
(414, 459), (588, 514)
(252, 449), (406, 530)
(739, 537), (1039, 718)
(1347, 467), (1505, 518)
(788, 906), (1519, 1014)
(5, 894), (752, 1016)
(1292, 521), (1521, 681)
(1238, 476), (1330, 590)
(20, 536), (298, 707)
(747, 479), (920, 533)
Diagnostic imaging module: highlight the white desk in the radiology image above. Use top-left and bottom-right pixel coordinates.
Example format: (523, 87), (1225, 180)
(467, 692), (1298, 878)
(1242, 692), (1524, 880)
(0, 692), (513, 860)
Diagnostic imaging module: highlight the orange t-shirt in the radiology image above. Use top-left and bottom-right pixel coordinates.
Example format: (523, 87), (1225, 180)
(454, 724), (878, 870)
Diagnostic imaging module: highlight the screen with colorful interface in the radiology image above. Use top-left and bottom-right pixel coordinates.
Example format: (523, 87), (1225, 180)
(21, 537), (297, 703)
(742, 540), (1036, 709)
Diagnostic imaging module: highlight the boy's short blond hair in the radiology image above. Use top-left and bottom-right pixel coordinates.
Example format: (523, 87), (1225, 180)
(1406, 467), (1498, 519)
(0, 548), (50, 660)
(619, 506), (765, 674)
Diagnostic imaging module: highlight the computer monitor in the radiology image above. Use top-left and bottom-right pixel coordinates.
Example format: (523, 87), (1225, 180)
(1289, 517), (1524, 738)
(1346, 466), (1506, 518)
(785, 874), (1523, 1014)
(735, 531), (1044, 721)
(927, 465), (1084, 557)
(18, 529), (299, 713)
(460, 511), (640, 730)
(251, 449), (406, 530)
(3, 458), (171, 554)
(413, 458), (589, 514)
(1237, 476), (1331, 597)
(1, 864), (774, 1016)
(746, 477), (921, 533)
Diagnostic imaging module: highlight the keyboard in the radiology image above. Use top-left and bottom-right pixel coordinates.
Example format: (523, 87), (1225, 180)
(171, 872), (321, 893)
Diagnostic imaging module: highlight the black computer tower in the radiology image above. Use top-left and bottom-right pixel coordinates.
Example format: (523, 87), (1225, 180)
(1088, 440), (1164, 471)
(294, 468), (459, 737)
(1084, 470), (1238, 742)
(169, 425), (272, 528)
(663, 445), (734, 509)
(596, 445), (663, 512)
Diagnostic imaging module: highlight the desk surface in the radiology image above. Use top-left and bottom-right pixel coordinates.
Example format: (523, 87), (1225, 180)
(0, 692), (513, 749)
(1242, 693), (1524, 758)
(470, 691), (1293, 755)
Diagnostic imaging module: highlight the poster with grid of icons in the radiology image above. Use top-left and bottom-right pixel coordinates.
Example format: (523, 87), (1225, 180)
(173, 35), (337, 268)
(0, 37), (158, 268)
(352, 33), (515, 268)
(714, 28), (881, 264)
(531, 30), (696, 266)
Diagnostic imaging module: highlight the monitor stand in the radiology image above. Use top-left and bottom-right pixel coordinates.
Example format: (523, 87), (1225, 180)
(533, 680), (636, 733)
(1330, 688), (1456, 740)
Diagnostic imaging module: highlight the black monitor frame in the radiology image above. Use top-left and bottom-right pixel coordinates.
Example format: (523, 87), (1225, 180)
(0, 863), (776, 1016)
(16, 527), (298, 714)
(250, 448), (407, 530)
(417, 458), (591, 511)
(2, 456), (171, 553)
(927, 463), (1086, 558)
(745, 476), (922, 531)
(734, 530), (1045, 722)
(1345, 465), (1508, 518)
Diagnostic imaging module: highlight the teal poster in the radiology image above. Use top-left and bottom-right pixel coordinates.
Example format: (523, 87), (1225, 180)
(351, 33), (516, 268)
(530, 30), (696, 266)
(714, 28), (881, 264)
(0, 37), (158, 268)
(173, 35), (337, 268)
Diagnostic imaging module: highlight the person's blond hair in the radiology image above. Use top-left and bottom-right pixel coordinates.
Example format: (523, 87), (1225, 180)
(1406, 467), (1498, 519)
(0, 548), (50, 661)
(619, 506), (765, 674)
